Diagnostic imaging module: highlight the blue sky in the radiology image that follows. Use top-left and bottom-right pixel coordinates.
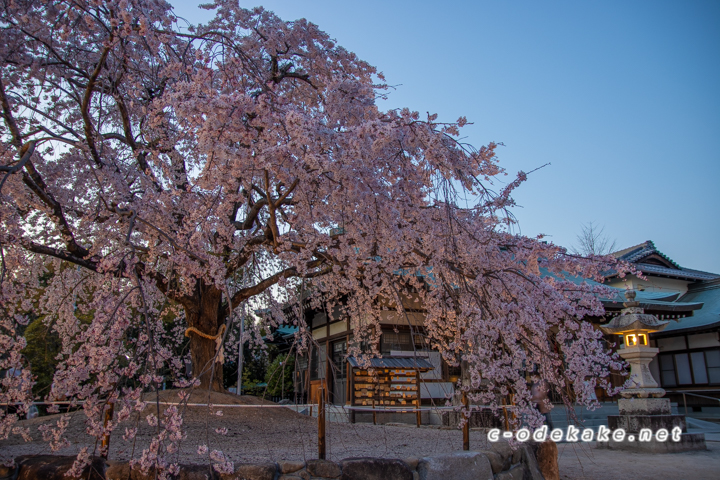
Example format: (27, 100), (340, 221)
(172, 0), (720, 273)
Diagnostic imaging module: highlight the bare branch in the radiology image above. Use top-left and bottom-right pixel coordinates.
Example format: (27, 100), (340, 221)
(572, 222), (617, 256)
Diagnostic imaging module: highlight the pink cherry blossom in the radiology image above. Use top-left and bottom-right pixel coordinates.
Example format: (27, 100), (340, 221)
(0, 0), (630, 466)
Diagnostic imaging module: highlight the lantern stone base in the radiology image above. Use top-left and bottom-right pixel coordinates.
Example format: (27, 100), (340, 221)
(598, 398), (706, 453)
(597, 432), (707, 453)
(618, 397), (671, 415)
(619, 387), (666, 398)
(608, 414), (686, 432)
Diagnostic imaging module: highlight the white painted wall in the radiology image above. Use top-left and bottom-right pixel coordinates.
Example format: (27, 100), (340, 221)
(312, 326), (326, 340)
(420, 381), (454, 399)
(329, 321), (348, 336)
(606, 274), (689, 295)
(378, 310), (425, 326)
(687, 333), (720, 349)
(657, 336), (686, 352)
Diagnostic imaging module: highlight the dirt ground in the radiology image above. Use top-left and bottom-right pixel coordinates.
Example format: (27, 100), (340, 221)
(557, 440), (720, 480)
(3, 390), (719, 479)
(0, 390), (491, 463)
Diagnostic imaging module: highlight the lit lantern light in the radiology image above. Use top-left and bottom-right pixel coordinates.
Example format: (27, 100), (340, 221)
(599, 290), (670, 399)
(624, 332), (648, 347)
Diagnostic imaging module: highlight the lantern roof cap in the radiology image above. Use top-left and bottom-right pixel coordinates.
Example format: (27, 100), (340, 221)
(599, 289), (670, 335)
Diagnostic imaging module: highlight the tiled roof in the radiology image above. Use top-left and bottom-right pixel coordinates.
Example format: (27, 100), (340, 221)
(634, 263), (719, 281)
(612, 240), (680, 268)
(604, 289), (680, 303)
(602, 298), (703, 313)
(660, 280), (720, 333)
(540, 270), (705, 314)
(347, 356), (434, 370)
(263, 325), (299, 343)
(601, 288), (703, 313)
(608, 240), (719, 281)
(601, 242), (719, 333)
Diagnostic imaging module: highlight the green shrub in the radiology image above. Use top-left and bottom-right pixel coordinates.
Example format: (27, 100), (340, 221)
(264, 353), (294, 397)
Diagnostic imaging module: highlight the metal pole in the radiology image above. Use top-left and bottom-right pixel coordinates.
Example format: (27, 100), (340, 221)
(462, 391), (470, 451)
(683, 392), (688, 416)
(318, 384), (326, 460)
(237, 317), (244, 396)
(415, 369), (422, 427)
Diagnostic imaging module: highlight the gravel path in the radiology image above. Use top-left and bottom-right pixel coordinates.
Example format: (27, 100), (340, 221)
(4, 390), (719, 480)
(558, 440), (720, 480)
(1, 390), (489, 464)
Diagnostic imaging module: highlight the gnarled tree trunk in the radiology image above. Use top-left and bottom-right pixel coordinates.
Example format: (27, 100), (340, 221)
(184, 281), (224, 391)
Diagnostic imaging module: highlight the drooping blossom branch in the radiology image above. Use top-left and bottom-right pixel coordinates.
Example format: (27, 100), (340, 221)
(0, 0), (629, 472)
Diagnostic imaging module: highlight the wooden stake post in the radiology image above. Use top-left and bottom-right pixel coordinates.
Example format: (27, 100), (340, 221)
(348, 360), (356, 424)
(318, 384), (326, 460)
(100, 402), (114, 459)
(502, 398), (511, 431)
(462, 391), (470, 451)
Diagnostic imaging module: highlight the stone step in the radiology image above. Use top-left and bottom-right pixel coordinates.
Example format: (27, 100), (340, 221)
(551, 419), (609, 425)
(547, 402), (681, 428)
(686, 417), (720, 433)
(549, 412), (612, 420)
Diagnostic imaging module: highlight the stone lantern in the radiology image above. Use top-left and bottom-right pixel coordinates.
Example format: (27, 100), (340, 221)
(599, 289), (668, 398)
(598, 289), (706, 452)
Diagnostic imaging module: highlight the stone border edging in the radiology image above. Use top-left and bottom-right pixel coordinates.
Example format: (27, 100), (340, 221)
(3, 441), (555, 480)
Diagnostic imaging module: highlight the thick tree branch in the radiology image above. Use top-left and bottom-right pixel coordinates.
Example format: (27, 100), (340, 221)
(81, 43), (112, 167)
(112, 92), (162, 193)
(226, 234), (268, 273)
(0, 76), (23, 148)
(0, 141), (35, 192)
(225, 260), (329, 316)
(234, 198), (268, 230)
(22, 241), (97, 271)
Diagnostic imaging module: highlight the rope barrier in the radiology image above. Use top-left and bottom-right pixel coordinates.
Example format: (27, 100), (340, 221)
(13, 401), (516, 412)
(184, 324), (226, 340)
(155, 402), (305, 408)
(343, 404), (518, 413)
(184, 324), (226, 363)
